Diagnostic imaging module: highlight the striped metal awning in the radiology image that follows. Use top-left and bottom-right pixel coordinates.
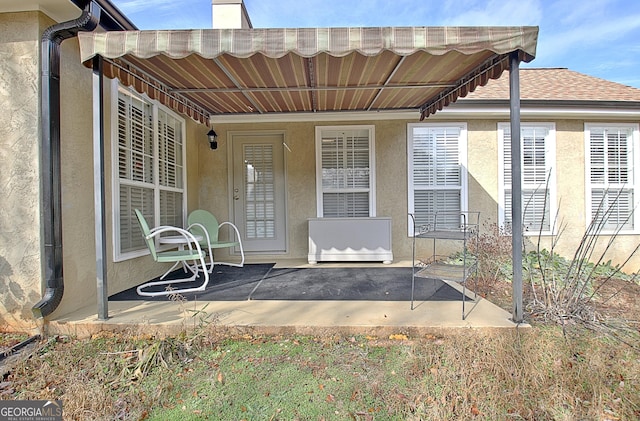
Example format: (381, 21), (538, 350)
(79, 26), (538, 123)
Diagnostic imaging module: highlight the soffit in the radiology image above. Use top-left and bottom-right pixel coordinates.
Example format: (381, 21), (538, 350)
(78, 26), (538, 123)
(0, 0), (81, 21)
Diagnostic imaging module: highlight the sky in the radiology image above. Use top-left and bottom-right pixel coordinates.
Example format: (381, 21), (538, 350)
(110, 0), (640, 88)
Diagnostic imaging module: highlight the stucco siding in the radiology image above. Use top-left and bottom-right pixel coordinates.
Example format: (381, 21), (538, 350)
(0, 12), (47, 330)
(53, 19), (99, 321)
(549, 120), (587, 256)
(205, 117), (640, 273)
(0, 11), (210, 326)
(467, 120), (501, 222)
(551, 119), (640, 272)
(203, 119), (471, 263)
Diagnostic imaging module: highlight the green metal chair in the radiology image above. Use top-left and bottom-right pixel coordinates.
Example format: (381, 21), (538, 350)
(134, 209), (209, 297)
(187, 209), (245, 272)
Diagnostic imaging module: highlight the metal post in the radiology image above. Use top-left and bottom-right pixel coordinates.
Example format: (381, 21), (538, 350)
(509, 53), (524, 323)
(93, 56), (109, 320)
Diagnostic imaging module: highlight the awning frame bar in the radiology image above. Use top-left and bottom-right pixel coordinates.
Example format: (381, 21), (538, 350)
(171, 81), (456, 94)
(509, 52), (524, 324)
(105, 58), (212, 121)
(213, 57), (264, 114)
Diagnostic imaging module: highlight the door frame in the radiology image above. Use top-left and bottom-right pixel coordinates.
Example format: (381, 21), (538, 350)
(226, 130), (289, 255)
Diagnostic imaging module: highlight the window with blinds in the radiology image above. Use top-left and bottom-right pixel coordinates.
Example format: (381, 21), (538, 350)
(114, 86), (186, 260)
(407, 123), (468, 232)
(585, 123), (639, 233)
(498, 123), (556, 235)
(315, 126), (375, 217)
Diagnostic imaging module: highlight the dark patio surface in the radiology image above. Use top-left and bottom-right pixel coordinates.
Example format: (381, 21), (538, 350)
(109, 264), (465, 302)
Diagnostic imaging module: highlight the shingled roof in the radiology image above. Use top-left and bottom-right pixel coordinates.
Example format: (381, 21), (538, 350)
(464, 68), (640, 102)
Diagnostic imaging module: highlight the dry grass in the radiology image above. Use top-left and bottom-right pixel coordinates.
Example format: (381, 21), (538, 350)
(402, 329), (639, 420)
(1, 325), (638, 420)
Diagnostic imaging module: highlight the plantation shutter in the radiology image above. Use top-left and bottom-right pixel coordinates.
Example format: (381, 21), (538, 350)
(244, 144), (277, 239)
(118, 91), (154, 253)
(588, 126), (634, 231)
(319, 128), (372, 217)
(501, 125), (552, 233)
(158, 110), (184, 228)
(410, 126), (463, 228)
(115, 87), (187, 259)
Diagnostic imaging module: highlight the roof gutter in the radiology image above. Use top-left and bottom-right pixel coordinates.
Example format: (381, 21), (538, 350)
(32, 2), (101, 319)
(79, 0), (137, 31)
(437, 98), (640, 120)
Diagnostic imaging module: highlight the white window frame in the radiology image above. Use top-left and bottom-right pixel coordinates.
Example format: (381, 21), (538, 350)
(498, 122), (557, 236)
(407, 122), (468, 236)
(315, 125), (376, 218)
(585, 123), (640, 234)
(111, 82), (188, 261)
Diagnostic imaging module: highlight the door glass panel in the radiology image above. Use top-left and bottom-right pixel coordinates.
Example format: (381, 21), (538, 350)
(244, 144), (276, 239)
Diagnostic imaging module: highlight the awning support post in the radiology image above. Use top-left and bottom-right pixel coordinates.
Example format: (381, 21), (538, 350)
(509, 52), (524, 323)
(93, 55), (109, 320)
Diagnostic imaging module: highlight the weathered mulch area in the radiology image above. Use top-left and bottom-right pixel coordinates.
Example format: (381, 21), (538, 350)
(592, 277), (640, 321)
(480, 276), (640, 324)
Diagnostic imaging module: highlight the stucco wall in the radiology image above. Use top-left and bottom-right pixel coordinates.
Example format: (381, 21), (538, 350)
(541, 119), (640, 272)
(463, 117), (639, 272)
(201, 119), (455, 263)
(467, 117), (640, 272)
(196, 122), (319, 260)
(52, 15), (99, 322)
(0, 10), (208, 328)
(0, 12), (46, 330)
(204, 117), (640, 273)
(202, 119), (507, 263)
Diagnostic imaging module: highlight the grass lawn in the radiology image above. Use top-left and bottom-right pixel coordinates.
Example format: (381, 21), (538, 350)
(3, 249), (640, 420)
(1, 324), (638, 420)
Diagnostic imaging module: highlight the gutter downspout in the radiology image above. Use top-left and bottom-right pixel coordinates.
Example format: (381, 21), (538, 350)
(32, 2), (101, 319)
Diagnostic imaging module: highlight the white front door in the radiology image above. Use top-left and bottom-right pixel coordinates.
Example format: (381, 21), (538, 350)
(231, 133), (287, 253)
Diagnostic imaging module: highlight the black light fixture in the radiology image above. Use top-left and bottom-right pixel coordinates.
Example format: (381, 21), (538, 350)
(207, 129), (218, 150)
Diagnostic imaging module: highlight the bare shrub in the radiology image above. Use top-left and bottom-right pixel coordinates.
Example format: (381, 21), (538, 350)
(522, 191), (640, 334)
(467, 187), (639, 339)
(468, 222), (512, 287)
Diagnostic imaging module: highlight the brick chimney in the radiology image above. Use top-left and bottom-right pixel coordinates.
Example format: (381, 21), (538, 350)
(212, 0), (253, 28)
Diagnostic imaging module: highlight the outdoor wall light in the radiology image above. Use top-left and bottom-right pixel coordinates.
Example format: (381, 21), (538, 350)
(207, 129), (218, 150)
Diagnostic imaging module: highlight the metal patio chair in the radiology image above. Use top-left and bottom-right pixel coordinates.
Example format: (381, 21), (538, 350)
(187, 209), (245, 272)
(134, 209), (210, 297)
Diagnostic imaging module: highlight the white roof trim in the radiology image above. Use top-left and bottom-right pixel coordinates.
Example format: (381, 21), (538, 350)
(210, 105), (640, 124)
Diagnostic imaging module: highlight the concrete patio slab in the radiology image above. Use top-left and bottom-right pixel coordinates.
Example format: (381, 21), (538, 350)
(46, 260), (528, 338)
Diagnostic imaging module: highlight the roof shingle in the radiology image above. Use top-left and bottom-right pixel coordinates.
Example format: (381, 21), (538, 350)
(464, 68), (640, 102)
